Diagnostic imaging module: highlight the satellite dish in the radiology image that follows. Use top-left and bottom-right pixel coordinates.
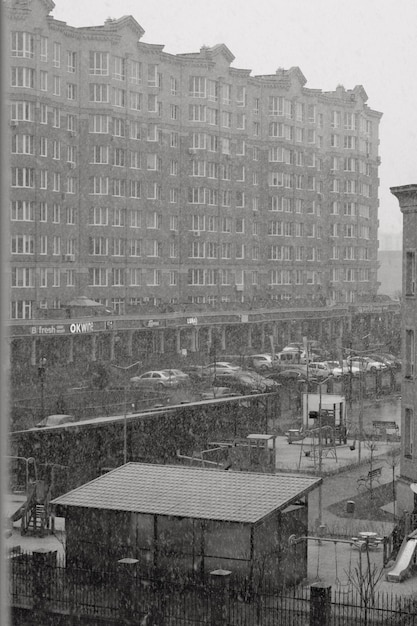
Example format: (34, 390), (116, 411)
(410, 484), (417, 495)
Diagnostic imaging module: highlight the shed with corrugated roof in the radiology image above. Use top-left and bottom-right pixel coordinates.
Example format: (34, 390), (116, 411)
(52, 463), (321, 584)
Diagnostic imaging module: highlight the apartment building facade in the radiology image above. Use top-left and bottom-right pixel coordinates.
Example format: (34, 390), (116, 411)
(7, 0), (382, 319)
(391, 185), (417, 514)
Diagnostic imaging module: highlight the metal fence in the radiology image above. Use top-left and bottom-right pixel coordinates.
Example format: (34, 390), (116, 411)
(8, 551), (417, 625)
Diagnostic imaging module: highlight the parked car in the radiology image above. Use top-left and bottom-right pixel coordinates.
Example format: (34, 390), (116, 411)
(267, 370), (306, 382)
(35, 414), (76, 428)
(346, 356), (387, 372)
(368, 353), (401, 369)
(130, 369), (189, 388)
(213, 370), (278, 394)
(200, 387), (240, 400)
(327, 360), (361, 377)
(204, 362), (242, 375)
(308, 362), (334, 379)
(249, 354), (280, 371)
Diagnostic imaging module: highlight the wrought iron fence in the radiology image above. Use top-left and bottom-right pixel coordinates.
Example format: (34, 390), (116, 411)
(7, 550), (417, 626)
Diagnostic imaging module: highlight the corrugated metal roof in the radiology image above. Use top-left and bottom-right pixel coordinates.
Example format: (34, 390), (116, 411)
(52, 463), (321, 524)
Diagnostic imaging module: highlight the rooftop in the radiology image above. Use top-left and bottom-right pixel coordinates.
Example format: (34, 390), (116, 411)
(52, 463), (321, 524)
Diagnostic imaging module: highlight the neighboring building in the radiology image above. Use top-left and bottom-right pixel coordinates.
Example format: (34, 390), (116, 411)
(377, 250), (402, 298)
(390, 185), (417, 514)
(7, 0), (382, 319)
(52, 462), (321, 583)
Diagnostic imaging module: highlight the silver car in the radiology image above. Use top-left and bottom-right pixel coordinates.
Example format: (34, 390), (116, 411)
(130, 369), (189, 388)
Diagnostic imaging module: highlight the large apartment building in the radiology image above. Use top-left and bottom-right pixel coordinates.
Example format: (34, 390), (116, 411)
(7, 0), (382, 319)
(391, 185), (417, 514)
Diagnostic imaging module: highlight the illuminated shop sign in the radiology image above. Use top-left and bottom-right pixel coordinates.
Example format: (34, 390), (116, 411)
(30, 324), (66, 335)
(69, 322), (94, 334)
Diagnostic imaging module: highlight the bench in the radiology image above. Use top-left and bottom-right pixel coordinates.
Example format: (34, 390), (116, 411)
(357, 466), (383, 490)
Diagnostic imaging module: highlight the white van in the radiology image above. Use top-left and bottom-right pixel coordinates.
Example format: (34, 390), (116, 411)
(276, 351), (302, 365)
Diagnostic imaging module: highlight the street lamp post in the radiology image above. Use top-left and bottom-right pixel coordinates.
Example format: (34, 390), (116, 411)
(110, 361), (141, 464)
(38, 357), (47, 420)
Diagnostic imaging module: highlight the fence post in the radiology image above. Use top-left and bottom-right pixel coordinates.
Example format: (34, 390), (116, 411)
(310, 583), (331, 626)
(32, 548), (57, 612)
(210, 569), (231, 626)
(117, 557), (139, 622)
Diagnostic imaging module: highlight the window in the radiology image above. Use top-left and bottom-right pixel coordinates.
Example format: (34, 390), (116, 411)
(53, 42), (61, 68)
(130, 91), (142, 111)
(92, 145), (108, 164)
(67, 114), (76, 132)
(40, 36), (48, 62)
(147, 211), (162, 229)
(11, 235), (34, 254)
(113, 118), (125, 137)
(112, 239), (125, 257)
(67, 83), (77, 100)
(11, 67), (34, 88)
(89, 51), (109, 75)
(40, 70), (48, 91)
(52, 172), (61, 192)
(89, 206), (108, 226)
(40, 169), (47, 189)
(129, 60), (142, 84)
(130, 209), (141, 228)
(269, 96), (284, 116)
(66, 207), (77, 224)
(170, 76), (178, 96)
(11, 200), (34, 221)
(40, 235), (47, 255)
(89, 114), (110, 134)
(113, 208), (125, 227)
(236, 86), (246, 106)
(11, 31), (34, 58)
(89, 236), (109, 256)
(11, 167), (34, 188)
(147, 64), (158, 87)
(112, 178), (126, 197)
(89, 84), (109, 103)
(40, 203), (47, 222)
(189, 104), (206, 122)
(129, 268), (142, 286)
(130, 181), (142, 199)
(52, 107), (60, 128)
(52, 140), (60, 160)
(404, 408), (413, 458)
(12, 134), (34, 155)
(53, 75), (61, 96)
(11, 101), (34, 122)
(222, 111), (231, 128)
(406, 251), (416, 296)
(113, 56), (125, 81)
(148, 94), (157, 112)
(189, 76), (206, 98)
(67, 51), (76, 73)
(406, 329), (415, 378)
(113, 87), (126, 107)
(147, 240), (162, 257)
(89, 176), (109, 195)
(11, 300), (33, 319)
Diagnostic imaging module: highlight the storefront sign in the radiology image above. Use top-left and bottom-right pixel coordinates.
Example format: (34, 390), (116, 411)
(69, 322), (94, 334)
(30, 324), (66, 335)
(186, 317), (198, 325)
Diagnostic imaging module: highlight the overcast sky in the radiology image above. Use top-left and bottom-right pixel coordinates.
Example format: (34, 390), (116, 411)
(52, 0), (416, 235)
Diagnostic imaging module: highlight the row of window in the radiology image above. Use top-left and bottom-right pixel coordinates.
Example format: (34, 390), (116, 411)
(8, 35), (374, 136)
(10, 104), (376, 163)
